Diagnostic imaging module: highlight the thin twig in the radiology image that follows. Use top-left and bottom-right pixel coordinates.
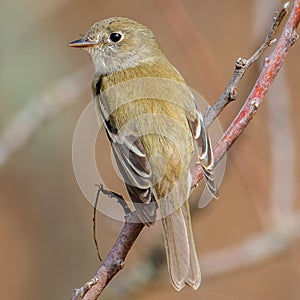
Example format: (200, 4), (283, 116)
(72, 1), (300, 299)
(192, 0), (299, 187)
(92, 184), (133, 262)
(94, 184), (131, 215)
(204, 1), (290, 128)
(93, 185), (103, 262)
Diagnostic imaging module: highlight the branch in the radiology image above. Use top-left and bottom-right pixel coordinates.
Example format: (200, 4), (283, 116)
(72, 1), (300, 299)
(203, 1), (290, 128)
(192, 0), (299, 186)
(72, 212), (144, 300)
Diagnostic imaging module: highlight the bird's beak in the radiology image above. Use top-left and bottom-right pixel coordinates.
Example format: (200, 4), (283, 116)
(68, 38), (98, 48)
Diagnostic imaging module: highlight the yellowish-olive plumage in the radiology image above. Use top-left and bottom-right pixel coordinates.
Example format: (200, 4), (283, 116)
(69, 17), (218, 291)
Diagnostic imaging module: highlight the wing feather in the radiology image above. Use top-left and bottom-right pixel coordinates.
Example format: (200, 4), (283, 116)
(188, 111), (218, 198)
(93, 74), (156, 224)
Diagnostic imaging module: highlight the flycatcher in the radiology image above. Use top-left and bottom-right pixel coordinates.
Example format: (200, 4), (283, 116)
(69, 17), (218, 291)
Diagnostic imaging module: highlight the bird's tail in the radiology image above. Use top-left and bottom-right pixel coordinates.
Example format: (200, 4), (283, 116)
(160, 199), (201, 290)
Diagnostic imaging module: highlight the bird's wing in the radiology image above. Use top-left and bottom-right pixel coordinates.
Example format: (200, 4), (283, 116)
(187, 110), (219, 198)
(92, 74), (156, 225)
(110, 131), (157, 225)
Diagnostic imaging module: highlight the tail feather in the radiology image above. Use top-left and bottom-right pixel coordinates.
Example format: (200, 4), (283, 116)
(160, 200), (201, 290)
(181, 201), (201, 289)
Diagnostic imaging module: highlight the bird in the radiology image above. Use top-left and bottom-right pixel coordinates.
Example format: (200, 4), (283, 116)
(69, 16), (218, 291)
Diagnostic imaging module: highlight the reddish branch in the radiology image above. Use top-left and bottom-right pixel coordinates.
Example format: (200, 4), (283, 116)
(192, 0), (300, 186)
(72, 1), (300, 299)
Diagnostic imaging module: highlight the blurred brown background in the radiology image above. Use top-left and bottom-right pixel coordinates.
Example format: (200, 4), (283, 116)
(1, 0), (299, 299)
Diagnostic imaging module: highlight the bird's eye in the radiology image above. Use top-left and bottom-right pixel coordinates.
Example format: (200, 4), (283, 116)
(109, 32), (123, 43)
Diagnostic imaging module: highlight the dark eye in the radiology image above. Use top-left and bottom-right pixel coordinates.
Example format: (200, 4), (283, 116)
(109, 32), (123, 43)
